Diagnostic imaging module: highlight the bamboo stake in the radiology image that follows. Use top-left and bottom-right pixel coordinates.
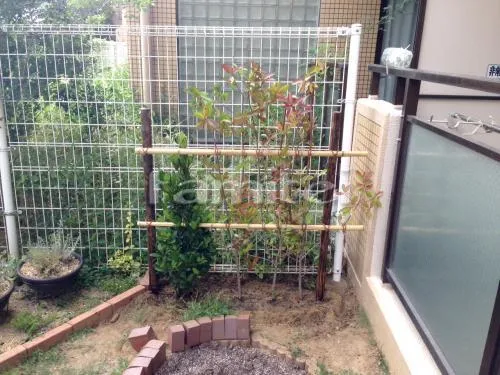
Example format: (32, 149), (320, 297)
(137, 221), (363, 231)
(135, 147), (368, 157)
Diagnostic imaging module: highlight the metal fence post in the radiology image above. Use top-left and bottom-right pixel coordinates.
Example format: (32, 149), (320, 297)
(332, 23), (362, 283)
(0, 97), (19, 259)
(141, 107), (158, 290)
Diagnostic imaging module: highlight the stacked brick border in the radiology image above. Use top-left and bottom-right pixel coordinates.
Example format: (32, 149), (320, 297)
(125, 315), (310, 375)
(0, 285), (147, 371)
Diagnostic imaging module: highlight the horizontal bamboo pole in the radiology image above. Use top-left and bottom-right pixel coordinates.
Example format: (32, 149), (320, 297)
(137, 221), (364, 231)
(135, 147), (368, 158)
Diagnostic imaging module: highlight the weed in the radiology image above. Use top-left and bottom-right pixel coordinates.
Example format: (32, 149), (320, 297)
(183, 296), (232, 321)
(290, 345), (304, 359)
(377, 352), (390, 375)
(317, 361), (333, 375)
(11, 311), (57, 337)
(69, 327), (95, 342)
(99, 276), (137, 296)
(358, 308), (371, 330)
(110, 358), (129, 375)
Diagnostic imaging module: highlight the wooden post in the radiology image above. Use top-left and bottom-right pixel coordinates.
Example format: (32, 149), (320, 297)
(141, 108), (158, 291)
(316, 112), (341, 301)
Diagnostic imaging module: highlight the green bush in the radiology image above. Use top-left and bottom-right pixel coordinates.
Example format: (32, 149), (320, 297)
(154, 133), (215, 297)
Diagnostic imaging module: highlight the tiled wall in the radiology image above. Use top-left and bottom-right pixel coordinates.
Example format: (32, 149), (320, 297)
(319, 0), (381, 98)
(345, 99), (398, 285)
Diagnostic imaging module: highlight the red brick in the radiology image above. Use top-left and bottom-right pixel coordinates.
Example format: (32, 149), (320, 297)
(167, 324), (185, 353)
(108, 285), (146, 312)
(0, 345), (27, 371)
(144, 340), (166, 364)
(23, 323), (73, 355)
(224, 315), (237, 340)
(128, 326), (157, 352)
(91, 302), (114, 322)
(183, 320), (201, 348)
(67, 310), (100, 332)
(138, 347), (161, 372)
(237, 312), (250, 340)
(122, 367), (145, 375)
(211, 316), (225, 340)
(145, 339), (166, 351)
(129, 356), (153, 375)
(196, 317), (212, 343)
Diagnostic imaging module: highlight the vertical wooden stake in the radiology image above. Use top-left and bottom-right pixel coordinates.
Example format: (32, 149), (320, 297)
(141, 107), (158, 291)
(316, 112), (340, 301)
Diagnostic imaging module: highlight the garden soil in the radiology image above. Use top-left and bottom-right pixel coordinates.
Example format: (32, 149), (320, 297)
(56, 275), (384, 374)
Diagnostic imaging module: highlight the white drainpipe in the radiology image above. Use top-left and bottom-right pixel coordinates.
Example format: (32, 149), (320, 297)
(333, 24), (362, 282)
(140, 8), (152, 107)
(0, 98), (20, 258)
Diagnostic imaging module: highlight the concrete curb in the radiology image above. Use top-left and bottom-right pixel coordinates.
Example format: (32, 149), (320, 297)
(0, 284), (146, 371)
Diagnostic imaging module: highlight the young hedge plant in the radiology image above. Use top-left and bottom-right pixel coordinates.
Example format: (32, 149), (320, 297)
(154, 133), (215, 297)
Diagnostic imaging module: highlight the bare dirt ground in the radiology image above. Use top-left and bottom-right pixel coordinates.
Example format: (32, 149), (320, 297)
(5, 275), (388, 375)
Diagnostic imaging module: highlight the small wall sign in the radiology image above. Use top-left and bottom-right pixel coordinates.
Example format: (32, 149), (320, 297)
(487, 64), (500, 78)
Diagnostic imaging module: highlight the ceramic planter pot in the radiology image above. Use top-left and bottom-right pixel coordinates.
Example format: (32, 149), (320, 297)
(0, 280), (14, 311)
(17, 253), (83, 298)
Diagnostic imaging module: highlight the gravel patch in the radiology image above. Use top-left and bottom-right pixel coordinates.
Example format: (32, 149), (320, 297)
(156, 344), (307, 375)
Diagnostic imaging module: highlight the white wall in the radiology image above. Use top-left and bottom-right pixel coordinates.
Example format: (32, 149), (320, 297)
(417, 0), (500, 121)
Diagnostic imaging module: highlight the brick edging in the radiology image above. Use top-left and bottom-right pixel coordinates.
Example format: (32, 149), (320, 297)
(0, 284), (146, 371)
(250, 336), (310, 374)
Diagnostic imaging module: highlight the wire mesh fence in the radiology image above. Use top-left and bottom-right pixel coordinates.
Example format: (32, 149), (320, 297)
(0, 24), (353, 272)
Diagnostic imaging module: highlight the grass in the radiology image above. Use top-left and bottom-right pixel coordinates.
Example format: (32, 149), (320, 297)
(99, 276), (137, 296)
(290, 345), (304, 359)
(316, 362), (364, 375)
(4, 347), (63, 375)
(358, 308), (390, 375)
(317, 361), (333, 375)
(3, 331), (128, 375)
(11, 311), (57, 337)
(183, 295), (232, 321)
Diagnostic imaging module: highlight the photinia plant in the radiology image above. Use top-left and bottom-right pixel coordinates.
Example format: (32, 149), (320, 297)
(189, 62), (327, 299)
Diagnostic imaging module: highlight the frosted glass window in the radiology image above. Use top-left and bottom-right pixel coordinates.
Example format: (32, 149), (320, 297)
(389, 124), (500, 375)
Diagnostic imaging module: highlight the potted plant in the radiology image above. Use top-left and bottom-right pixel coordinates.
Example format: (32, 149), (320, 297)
(17, 228), (82, 297)
(0, 260), (16, 311)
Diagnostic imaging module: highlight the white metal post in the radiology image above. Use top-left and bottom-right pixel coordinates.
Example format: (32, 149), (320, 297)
(0, 98), (20, 258)
(333, 23), (362, 282)
(140, 8), (152, 108)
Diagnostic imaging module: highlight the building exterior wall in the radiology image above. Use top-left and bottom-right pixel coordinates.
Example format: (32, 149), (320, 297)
(417, 0), (500, 121)
(319, 0), (381, 98)
(347, 98), (441, 375)
(119, 0), (381, 104)
(118, 0), (178, 108)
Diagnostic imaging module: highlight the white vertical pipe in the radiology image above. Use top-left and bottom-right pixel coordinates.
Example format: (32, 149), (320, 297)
(333, 23), (362, 282)
(0, 98), (19, 258)
(140, 8), (152, 108)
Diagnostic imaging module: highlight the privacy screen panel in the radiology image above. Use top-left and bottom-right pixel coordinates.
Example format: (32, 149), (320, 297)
(388, 123), (500, 375)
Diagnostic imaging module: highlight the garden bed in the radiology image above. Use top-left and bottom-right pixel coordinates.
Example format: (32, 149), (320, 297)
(5, 275), (389, 375)
(157, 344), (306, 375)
(0, 269), (137, 355)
